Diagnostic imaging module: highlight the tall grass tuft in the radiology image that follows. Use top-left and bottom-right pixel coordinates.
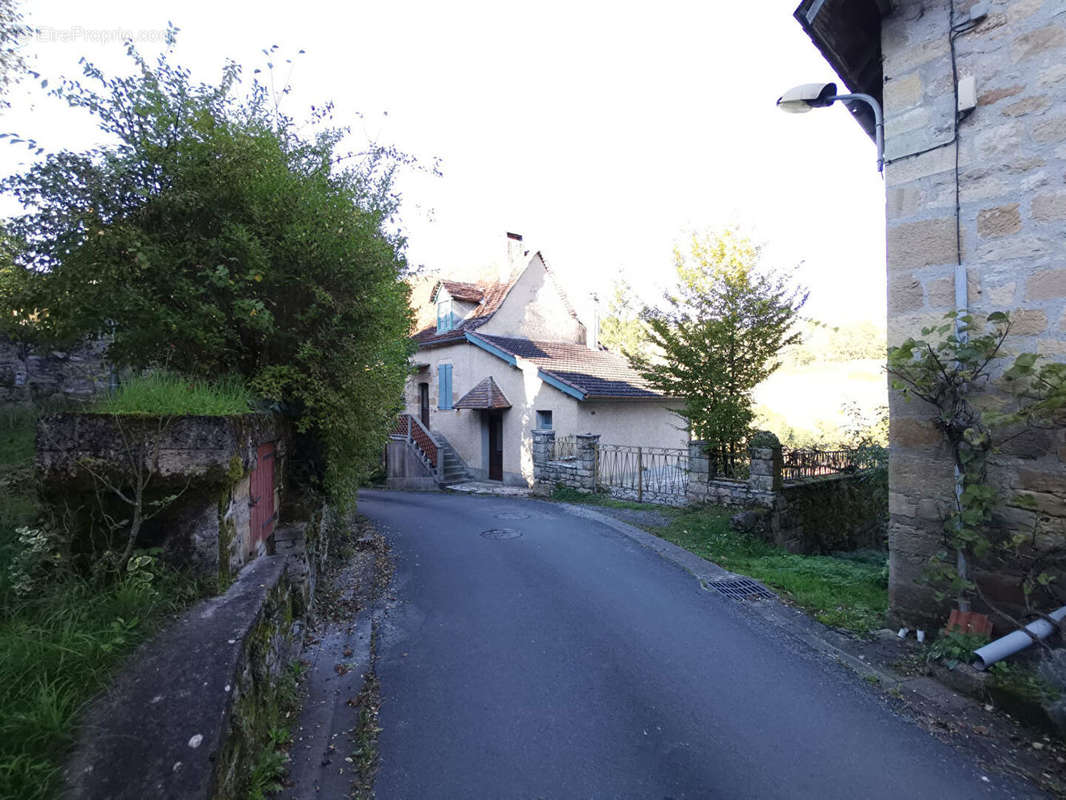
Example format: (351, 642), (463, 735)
(0, 404), (208, 800)
(0, 571), (207, 800)
(94, 371), (255, 416)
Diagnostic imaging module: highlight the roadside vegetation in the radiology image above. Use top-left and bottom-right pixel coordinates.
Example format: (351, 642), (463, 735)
(0, 408), (208, 800)
(551, 486), (887, 634)
(657, 508), (887, 633)
(2, 29), (417, 508)
(0, 26), (422, 799)
(93, 371), (256, 416)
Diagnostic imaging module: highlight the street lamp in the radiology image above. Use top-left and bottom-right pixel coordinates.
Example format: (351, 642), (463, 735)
(777, 82), (884, 173)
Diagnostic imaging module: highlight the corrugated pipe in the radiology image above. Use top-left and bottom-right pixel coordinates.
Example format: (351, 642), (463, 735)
(972, 606), (1066, 669)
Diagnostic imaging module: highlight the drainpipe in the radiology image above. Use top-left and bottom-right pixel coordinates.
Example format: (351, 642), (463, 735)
(953, 258), (970, 612)
(973, 606), (1066, 669)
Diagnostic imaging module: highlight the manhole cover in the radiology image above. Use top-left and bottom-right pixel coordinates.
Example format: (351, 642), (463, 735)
(480, 528), (523, 540)
(707, 578), (775, 601)
(494, 511), (530, 520)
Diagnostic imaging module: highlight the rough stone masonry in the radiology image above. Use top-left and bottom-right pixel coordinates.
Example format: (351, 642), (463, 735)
(883, 0), (1066, 625)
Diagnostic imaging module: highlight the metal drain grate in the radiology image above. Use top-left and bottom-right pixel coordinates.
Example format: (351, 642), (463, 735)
(707, 578), (776, 601)
(480, 528), (522, 540)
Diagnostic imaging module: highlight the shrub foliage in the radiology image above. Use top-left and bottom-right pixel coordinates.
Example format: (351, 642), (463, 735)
(3, 33), (414, 504)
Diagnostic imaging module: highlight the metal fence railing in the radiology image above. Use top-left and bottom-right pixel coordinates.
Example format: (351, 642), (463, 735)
(781, 446), (882, 481)
(596, 444), (689, 500)
(704, 443), (751, 482)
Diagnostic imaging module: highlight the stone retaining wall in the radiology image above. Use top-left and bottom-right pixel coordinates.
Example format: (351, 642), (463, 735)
(531, 430), (598, 494)
(64, 554), (300, 800)
(0, 335), (112, 406)
(532, 429), (887, 554)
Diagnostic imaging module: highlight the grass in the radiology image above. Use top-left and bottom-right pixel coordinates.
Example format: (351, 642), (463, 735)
(551, 487), (888, 634)
(93, 371), (255, 416)
(654, 508), (888, 633)
(549, 484), (671, 512)
(0, 407), (41, 600)
(0, 406), (207, 800)
(0, 570), (207, 800)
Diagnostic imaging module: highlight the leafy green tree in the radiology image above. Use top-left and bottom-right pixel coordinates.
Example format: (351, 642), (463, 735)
(0, 0), (31, 109)
(598, 279), (648, 357)
(629, 228), (807, 467)
(3, 32), (415, 505)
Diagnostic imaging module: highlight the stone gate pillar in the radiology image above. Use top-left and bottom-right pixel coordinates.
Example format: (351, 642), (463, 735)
(747, 432), (783, 492)
(687, 440), (711, 504)
(575, 433), (600, 493)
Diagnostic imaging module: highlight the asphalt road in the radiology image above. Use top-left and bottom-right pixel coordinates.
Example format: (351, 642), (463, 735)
(358, 490), (1039, 800)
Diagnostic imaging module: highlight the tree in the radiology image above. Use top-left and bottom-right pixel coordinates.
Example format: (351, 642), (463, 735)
(598, 279), (648, 357)
(629, 228), (807, 467)
(0, 0), (32, 110)
(3, 32), (415, 506)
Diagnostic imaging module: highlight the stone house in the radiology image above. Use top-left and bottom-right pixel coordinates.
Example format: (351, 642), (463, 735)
(397, 233), (686, 487)
(794, 0), (1066, 625)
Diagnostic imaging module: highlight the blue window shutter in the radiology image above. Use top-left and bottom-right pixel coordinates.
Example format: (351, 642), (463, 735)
(439, 364), (452, 409)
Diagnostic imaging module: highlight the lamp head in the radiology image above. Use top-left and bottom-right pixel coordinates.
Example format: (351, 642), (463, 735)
(776, 82), (838, 113)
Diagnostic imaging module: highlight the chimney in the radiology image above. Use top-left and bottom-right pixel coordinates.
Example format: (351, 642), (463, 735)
(504, 232), (524, 282)
(586, 292), (600, 350)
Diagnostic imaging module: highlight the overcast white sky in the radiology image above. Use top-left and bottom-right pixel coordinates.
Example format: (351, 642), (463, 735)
(2, 0), (887, 327)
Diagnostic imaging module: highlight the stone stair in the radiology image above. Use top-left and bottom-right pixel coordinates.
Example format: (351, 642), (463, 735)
(433, 434), (471, 486)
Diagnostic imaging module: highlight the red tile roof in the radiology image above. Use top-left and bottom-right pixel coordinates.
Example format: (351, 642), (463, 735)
(454, 376), (512, 409)
(413, 275), (518, 346)
(437, 280), (485, 303)
(476, 334), (664, 401)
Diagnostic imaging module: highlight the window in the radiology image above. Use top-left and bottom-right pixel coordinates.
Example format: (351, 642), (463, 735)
(438, 364), (453, 410)
(536, 410), (553, 430)
(437, 298), (454, 332)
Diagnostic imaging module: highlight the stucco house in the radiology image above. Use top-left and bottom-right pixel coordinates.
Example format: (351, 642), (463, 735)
(394, 233), (686, 487)
(793, 0), (1066, 625)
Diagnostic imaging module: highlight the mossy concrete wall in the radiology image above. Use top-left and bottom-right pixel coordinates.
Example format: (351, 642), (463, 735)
(63, 555), (300, 800)
(36, 412), (287, 581)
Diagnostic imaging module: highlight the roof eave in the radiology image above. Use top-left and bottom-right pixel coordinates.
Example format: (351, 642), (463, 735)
(792, 0), (888, 141)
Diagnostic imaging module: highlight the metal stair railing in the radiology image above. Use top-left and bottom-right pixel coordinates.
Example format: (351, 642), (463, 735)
(391, 414), (442, 481)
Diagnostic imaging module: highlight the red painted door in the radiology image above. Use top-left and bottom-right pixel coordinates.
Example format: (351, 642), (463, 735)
(250, 442), (276, 548)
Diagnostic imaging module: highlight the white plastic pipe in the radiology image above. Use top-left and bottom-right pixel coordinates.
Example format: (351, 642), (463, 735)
(973, 606), (1066, 669)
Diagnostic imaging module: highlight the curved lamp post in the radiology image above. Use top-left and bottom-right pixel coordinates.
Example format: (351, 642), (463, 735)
(777, 82), (884, 173)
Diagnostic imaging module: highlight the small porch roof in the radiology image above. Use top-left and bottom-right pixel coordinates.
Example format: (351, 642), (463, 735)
(454, 377), (511, 410)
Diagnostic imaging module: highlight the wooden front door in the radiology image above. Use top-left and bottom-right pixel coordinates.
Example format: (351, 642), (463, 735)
(488, 413), (503, 481)
(250, 442), (276, 549)
(419, 382), (430, 427)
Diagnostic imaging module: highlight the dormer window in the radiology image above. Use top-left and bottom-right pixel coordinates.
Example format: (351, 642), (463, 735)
(437, 297), (454, 332)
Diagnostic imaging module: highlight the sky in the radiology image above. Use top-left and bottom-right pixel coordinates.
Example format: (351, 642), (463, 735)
(1, 0), (887, 328)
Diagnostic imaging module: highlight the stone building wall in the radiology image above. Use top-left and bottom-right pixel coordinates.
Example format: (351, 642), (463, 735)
(882, 0), (1066, 624)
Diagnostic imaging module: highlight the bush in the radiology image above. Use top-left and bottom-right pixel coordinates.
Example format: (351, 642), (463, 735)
(4, 33), (415, 507)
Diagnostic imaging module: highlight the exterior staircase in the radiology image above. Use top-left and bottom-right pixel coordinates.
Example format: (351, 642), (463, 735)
(434, 434), (471, 486)
(388, 414), (471, 488)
